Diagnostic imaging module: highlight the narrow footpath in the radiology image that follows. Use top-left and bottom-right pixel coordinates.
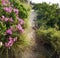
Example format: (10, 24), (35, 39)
(21, 9), (46, 58)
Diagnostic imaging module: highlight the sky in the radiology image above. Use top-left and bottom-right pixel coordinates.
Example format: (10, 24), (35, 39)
(30, 0), (60, 4)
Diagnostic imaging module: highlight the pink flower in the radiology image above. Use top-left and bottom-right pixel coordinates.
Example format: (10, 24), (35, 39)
(8, 37), (17, 42)
(18, 18), (24, 25)
(2, 0), (10, 6)
(8, 7), (12, 13)
(20, 29), (24, 33)
(1, 16), (9, 21)
(6, 29), (12, 34)
(8, 37), (13, 40)
(17, 24), (24, 33)
(2, 0), (6, 6)
(13, 37), (17, 42)
(5, 43), (9, 47)
(1, 15), (5, 21)
(8, 40), (13, 46)
(5, 37), (13, 47)
(4, 7), (8, 12)
(4, 17), (9, 21)
(9, 17), (13, 22)
(17, 24), (22, 30)
(4, 7), (12, 13)
(2, 15), (4, 19)
(20, 19), (24, 25)
(5, 40), (13, 48)
(5, 37), (17, 48)
(13, 8), (19, 14)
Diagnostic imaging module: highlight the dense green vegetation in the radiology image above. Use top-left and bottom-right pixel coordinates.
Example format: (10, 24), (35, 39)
(10, 0), (29, 19)
(34, 2), (60, 58)
(1, 0), (60, 58)
(0, 0), (31, 58)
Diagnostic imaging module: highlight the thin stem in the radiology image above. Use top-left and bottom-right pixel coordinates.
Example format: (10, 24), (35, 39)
(6, 48), (8, 58)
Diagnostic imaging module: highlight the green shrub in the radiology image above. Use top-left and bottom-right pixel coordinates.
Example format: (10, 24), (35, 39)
(10, 0), (28, 19)
(0, 0), (29, 58)
(34, 3), (60, 29)
(36, 28), (60, 57)
(34, 2), (60, 58)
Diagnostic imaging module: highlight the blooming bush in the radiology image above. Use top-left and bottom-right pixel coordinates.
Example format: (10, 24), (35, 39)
(10, 0), (28, 19)
(0, 0), (25, 49)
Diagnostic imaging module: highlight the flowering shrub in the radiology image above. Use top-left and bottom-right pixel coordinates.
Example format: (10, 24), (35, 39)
(10, 0), (28, 19)
(0, 0), (24, 49)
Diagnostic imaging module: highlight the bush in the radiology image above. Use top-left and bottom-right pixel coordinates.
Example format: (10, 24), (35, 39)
(10, 0), (28, 19)
(0, 0), (28, 58)
(34, 3), (60, 58)
(36, 28), (60, 57)
(34, 3), (60, 29)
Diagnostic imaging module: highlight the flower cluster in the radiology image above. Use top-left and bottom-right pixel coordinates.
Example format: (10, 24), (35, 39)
(2, 0), (10, 6)
(2, 16), (13, 22)
(5, 37), (17, 48)
(4, 7), (12, 13)
(0, 0), (24, 48)
(3, 7), (19, 14)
